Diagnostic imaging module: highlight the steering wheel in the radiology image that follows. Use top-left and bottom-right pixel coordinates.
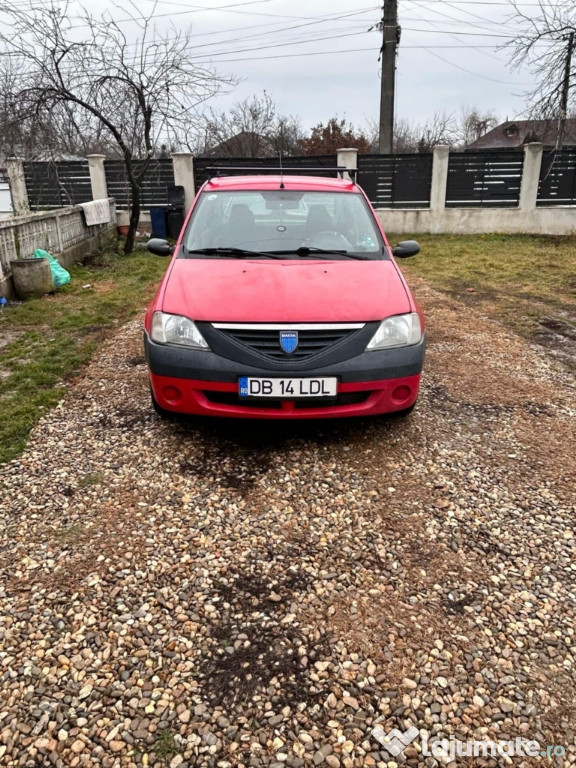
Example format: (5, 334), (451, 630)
(304, 231), (354, 250)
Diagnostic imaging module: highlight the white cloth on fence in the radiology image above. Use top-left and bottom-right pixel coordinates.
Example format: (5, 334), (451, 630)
(80, 200), (111, 226)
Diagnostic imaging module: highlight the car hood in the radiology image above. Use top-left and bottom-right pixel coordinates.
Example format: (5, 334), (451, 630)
(162, 258), (411, 322)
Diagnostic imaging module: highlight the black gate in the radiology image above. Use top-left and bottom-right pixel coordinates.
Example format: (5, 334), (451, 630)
(23, 161), (92, 210)
(446, 151), (523, 207)
(356, 154), (433, 208)
(537, 149), (576, 206)
(104, 159), (175, 208)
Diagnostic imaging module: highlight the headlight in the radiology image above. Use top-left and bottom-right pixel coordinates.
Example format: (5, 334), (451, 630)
(150, 312), (209, 349)
(366, 312), (422, 350)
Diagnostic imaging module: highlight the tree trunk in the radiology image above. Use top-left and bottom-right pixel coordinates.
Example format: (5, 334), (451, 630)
(124, 183), (140, 254)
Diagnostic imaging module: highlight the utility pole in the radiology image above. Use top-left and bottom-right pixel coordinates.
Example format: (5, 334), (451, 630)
(378, 0), (399, 154)
(556, 31), (574, 151)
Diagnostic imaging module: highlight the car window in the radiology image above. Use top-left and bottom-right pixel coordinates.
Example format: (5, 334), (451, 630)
(181, 190), (385, 258)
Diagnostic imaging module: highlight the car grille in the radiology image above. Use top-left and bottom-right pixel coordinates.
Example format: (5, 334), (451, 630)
(211, 324), (365, 361)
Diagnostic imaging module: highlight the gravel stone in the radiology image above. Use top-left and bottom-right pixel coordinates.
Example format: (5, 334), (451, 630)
(0, 288), (575, 767)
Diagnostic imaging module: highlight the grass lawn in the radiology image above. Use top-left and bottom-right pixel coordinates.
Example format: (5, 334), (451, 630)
(397, 233), (576, 363)
(0, 248), (168, 464)
(1, 233), (574, 464)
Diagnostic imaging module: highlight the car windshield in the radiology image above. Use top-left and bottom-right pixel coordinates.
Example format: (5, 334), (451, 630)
(181, 189), (385, 258)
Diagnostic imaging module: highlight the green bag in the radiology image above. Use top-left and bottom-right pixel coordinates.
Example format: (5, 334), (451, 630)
(33, 249), (71, 288)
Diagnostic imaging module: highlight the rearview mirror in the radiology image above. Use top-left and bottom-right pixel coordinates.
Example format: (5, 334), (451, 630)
(392, 240), (420, 258)
(147, 238), (173, 257)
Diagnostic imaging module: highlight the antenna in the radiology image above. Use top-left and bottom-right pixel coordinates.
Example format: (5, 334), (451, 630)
(279, 152), (285, 189)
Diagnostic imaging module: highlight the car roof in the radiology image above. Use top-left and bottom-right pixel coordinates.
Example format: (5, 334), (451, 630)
(202, 174), (359, 193)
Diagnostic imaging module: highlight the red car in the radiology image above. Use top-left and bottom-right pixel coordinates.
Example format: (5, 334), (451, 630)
(144, 172), (425, 419)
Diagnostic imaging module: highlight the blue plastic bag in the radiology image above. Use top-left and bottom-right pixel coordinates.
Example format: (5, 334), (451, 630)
(33, 249), (70, 288)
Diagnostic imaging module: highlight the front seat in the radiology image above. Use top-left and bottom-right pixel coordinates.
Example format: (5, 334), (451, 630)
(228, 204), (256, 245)
(305, 205), (333, 238)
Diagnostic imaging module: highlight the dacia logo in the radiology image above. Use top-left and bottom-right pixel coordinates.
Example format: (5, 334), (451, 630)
(279, 331), (298, 354)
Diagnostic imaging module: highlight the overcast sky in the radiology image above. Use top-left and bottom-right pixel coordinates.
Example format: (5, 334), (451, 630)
(166, 0), (537, 129)
(11, 0), (546, 131)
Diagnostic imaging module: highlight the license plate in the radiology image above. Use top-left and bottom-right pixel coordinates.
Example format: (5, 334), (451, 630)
(239, 376), (338, 398)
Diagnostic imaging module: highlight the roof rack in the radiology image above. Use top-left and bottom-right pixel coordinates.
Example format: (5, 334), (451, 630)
(205, 165), (358, 182)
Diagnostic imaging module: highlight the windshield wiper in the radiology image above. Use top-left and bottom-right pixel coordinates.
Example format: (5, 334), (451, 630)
(184, 246), (372, 261)
(269, 246), (371, 260)
(184, 246), (286, 259)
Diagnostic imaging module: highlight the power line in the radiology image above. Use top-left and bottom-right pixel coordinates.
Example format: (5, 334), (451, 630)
(1, 22), (551, 67)
(165, 45), (380, 64)
(114, 7), (379, 52)
(187, 30), (372, 61)
(0, 0), (369, 31)
(0, 0), (554, 83)
(402, 2), (514, 61)
(404, 0), (524, 36)
(402, 26), (529, 37)
(406, 1), (565, 5)
(0, 25), (375, 66)
(64, 0), (369, 29)
(421, 46), (530, 83)
(426, 0), (511, 24)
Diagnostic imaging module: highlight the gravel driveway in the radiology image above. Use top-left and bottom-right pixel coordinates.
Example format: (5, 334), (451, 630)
(1, 279), (575, 768)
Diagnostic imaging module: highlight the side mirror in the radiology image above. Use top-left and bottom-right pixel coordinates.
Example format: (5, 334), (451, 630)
(392, 240), (420, 259)
(147, 238), (173, 257)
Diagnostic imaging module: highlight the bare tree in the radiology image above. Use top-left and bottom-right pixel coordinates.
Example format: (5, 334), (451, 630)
(366, 108), (496, 152)
(0, 60), (66, 159)
(202, 92), (304, 158)
(0, 1), (235, 252)
(457, 106), (499, 149)
(415, 111), (458, 152)
(267, 115), (306, 157)
(365, 113), (452, 153)
(506, 1), (575, 145)
(392, 119), (419, 153)
(363, 116), (420, 152)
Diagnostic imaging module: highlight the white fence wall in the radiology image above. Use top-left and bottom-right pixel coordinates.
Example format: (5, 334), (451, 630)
(0, 199), (116, 284)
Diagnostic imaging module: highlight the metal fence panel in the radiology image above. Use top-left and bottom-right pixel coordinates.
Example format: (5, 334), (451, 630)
(24, 161), (92, 210)
(537, 149), (576, 206)
(357, 154), (433, 208)
(193, 155), (338, 191)
(104, 159), (175, 208)
(446, 151), (523, 207)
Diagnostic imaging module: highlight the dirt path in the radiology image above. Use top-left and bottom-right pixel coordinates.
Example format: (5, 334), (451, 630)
(0, 279), (575, 768)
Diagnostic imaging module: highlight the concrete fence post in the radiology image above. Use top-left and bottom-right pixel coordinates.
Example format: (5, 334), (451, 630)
(430, 145), (450, 211)
(55, 215), (64, 254)
(171, 153), (195, 213)
(87, 154), (108, 201)
(519, 142), (543, 211)
(337, 148), (358, 181)
(6, 158), (29, 215)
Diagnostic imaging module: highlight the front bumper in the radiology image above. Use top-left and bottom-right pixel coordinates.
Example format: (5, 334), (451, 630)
(145, 333), (426, 419)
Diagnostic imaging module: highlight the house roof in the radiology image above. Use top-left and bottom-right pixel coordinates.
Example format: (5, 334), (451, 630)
(467, 119), (576, 150)
(200, 131), (276, 158)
